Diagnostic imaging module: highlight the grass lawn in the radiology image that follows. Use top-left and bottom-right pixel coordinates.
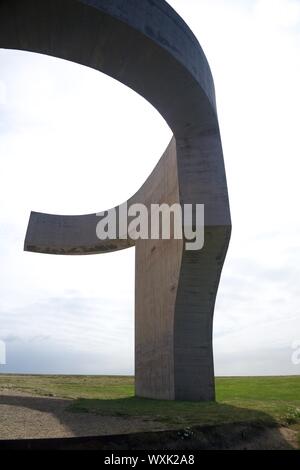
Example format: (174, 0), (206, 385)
(0, 374), (299, 437)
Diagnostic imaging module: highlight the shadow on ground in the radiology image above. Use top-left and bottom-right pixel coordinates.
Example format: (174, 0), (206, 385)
(0, 394), (297, 449)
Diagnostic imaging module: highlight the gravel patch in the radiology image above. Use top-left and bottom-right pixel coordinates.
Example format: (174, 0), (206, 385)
(0, 390), (165, 439)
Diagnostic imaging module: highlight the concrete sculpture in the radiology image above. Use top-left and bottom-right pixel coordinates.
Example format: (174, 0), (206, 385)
(0, 0), (231, 400)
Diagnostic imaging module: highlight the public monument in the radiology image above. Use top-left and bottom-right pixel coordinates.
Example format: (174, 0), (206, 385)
(0, 0), (231, 401)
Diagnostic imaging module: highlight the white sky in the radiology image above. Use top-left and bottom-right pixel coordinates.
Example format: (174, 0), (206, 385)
(0, 0), (300, 376)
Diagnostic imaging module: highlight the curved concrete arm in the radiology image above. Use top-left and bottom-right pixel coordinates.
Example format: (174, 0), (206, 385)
(24, 138), (179, 254)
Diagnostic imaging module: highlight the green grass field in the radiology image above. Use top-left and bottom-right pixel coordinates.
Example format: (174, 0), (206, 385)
(0, 374), (299, 439)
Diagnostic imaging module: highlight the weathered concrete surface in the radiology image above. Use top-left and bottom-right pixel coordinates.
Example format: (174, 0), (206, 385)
(0, 0), (231, 400)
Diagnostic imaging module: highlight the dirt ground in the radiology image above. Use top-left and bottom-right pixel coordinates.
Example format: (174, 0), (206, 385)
(0, 390), (165, 440)
(0, 390), (298, 449)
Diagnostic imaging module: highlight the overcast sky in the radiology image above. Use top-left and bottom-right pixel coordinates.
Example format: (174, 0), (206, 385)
(0, 0), (300, 376)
